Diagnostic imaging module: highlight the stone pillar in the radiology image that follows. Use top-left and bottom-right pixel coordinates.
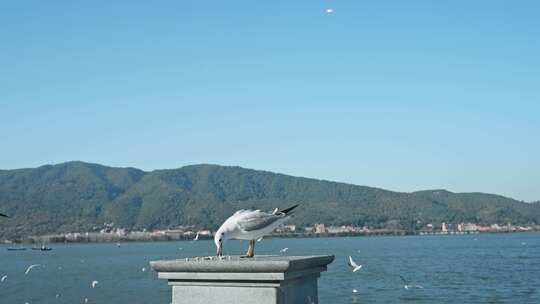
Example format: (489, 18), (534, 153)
(150, 255), (334, 304)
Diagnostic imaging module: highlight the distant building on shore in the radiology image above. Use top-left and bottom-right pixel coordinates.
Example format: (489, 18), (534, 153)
(314, 224), (327, 234)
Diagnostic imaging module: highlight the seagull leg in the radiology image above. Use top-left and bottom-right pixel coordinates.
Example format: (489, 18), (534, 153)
(243, 239), (255, 258)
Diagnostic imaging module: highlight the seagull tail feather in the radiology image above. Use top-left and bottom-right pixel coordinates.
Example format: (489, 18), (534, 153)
(279, 204), (299, 215)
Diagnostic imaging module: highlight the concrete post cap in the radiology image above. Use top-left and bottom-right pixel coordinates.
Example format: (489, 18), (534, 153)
(150, 255), (335, 273)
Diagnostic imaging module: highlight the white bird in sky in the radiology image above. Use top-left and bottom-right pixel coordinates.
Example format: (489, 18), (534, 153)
(348, 256), (362, 272)
(280, 247), (289, 253)
(1, 275), (7, 282)
(91, 280), (99, 288)
(326, 8), (334, 14)
(25, 264), (40, 275)
(215, 204), (299, 257)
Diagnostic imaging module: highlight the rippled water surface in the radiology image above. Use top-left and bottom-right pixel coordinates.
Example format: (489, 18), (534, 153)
(1, 233), (539, 303)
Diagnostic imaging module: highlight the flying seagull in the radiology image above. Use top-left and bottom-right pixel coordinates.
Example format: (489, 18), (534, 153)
(348, 256), (362, 272)
(399, 275), (423, 290)
(25, 264), (40, 275)
(214, 204), (299, 257)
(1, 275), (7, 282)
(91, 280), (99, 288)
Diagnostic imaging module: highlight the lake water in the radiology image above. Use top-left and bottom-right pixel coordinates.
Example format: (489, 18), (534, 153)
(1, 233), (539, 303)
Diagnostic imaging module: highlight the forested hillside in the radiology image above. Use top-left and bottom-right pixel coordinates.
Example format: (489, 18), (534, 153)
(1, 162), (539, 239)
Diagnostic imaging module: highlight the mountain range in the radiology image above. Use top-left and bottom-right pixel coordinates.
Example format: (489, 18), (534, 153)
(1, 161), (539, 240)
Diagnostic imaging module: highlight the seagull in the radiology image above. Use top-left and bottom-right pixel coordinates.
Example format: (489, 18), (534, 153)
(348, 256), (362, 272)
(1, 275), (7, 282)
(399, 275), (423, 290)
(215, 204), (299, 257)
(193, 232), (199, 241)
(280, 247), (289, 253)
(254, 209), (279, 243)
(352, 289), (358, 293)
(25, 264), (40, 275)
(141, 267), (147, 272)
(326, 8), (334, 14)
(91, 280), (99, 288)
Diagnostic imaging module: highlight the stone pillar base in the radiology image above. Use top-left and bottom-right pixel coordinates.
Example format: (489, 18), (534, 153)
(150, 255), (334, 304)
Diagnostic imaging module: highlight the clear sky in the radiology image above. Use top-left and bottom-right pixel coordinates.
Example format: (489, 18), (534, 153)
(1, 1), (538, 201)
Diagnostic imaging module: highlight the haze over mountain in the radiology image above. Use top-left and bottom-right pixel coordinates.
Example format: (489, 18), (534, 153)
(1, 161), (539, 240)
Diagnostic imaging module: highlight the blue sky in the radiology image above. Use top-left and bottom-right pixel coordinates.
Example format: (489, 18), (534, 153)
(1, 1), (538, 201)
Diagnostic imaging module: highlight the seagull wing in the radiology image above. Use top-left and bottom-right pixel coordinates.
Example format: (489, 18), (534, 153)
(348, 256), (359, 268)
(233, 209), (250, 216)
(237, 211), (283, 232)
(25, 264), (39, 275)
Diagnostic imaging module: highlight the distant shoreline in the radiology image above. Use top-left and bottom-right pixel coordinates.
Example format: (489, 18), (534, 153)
(3, 229), (538, 245)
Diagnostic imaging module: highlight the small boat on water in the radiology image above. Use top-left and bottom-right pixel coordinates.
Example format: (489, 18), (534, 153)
(32, 245), (52, 251)
(7, 247), (27, 251)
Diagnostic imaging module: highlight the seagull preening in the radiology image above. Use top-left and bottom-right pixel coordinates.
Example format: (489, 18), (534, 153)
(348, 256), (362, 272)
(25, 264), (40, 275)
(214, 204), (299, 257)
